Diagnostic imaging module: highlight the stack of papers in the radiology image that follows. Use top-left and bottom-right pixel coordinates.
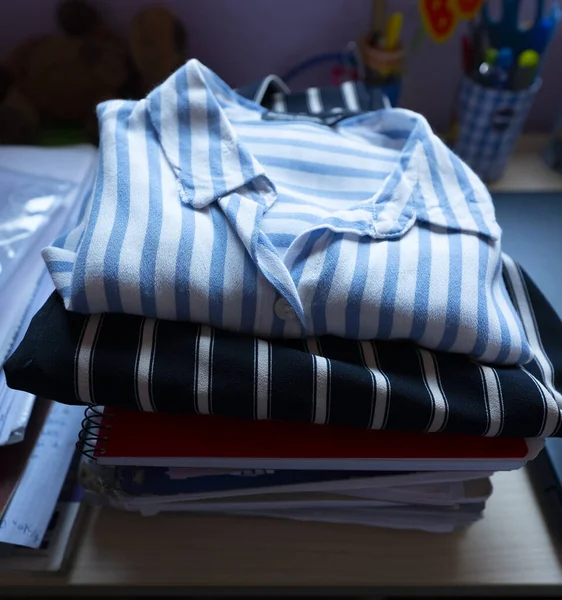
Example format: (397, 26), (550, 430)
(0, 146), (97, 446)
(0, 146), (97, 571)
(80, 407), (540, 533)
(84, 463), (494, 533)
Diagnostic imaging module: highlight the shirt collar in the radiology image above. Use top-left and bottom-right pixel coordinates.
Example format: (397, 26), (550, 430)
(355, 110), (501, 242)
(146, 60), (499, 243)
(146, 59), (276, 209)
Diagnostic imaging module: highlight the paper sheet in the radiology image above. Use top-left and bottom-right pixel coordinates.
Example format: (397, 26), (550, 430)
(127, 502), (485, 532)
(0, 403), (84, 548)
(0, 145), (97, 365)
(216, 505), (486, 533)
(1, 502), (84, 571)
(126, 480), (491, 514)
(0, 393), (35, 446)
(2, 454), (85, 572)
(0, 266), (58, 447)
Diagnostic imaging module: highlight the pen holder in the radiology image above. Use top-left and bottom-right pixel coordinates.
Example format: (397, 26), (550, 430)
(358, 34), (403, 107)
(453, 76), (542, 183)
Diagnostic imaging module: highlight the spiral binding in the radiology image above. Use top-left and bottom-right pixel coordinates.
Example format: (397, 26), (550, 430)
(76, 405), (113, 460)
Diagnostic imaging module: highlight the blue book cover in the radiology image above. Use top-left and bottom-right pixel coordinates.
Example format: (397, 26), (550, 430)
(115, 467), (410, 498)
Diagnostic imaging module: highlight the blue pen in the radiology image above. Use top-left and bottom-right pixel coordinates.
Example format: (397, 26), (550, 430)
(532, 4), (561, 55)
(494, 47), (514, 89)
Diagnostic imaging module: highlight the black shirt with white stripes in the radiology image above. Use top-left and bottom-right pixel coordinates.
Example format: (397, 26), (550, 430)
(4, 259), (561, 438)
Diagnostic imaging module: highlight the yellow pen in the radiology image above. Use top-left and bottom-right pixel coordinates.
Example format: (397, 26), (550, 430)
(512, 49), (540, 90)
(385, 12), (403, 50)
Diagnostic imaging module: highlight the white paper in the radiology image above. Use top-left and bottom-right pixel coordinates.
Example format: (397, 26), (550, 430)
(127, 479), (491, 514)
(336, 481), (493, 505)
(0, 382), (15, 446)
(0, 145), (97, 364)
(0, 403), (84, 548)
(0, 393), (35, 446)
(129, 503), (484, 532)
(132, 498), (402, 515)
(1, 503), (84, 572)
(215, 505), (485, 533)
(101, 453), (529, 471)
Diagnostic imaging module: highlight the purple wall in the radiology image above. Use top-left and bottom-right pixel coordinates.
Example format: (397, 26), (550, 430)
(1, 0), (561, 131)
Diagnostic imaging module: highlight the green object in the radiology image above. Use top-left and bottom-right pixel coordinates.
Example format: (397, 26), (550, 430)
(37, 123), (92, 147)
(518, 49), (540, 68)
(484, 47), (499, 65)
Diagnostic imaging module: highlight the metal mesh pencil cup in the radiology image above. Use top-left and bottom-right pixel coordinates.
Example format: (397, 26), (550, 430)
(454, 76), (541, 183)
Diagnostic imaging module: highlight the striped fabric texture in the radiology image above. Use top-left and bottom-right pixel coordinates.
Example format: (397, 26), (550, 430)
(236, 76), (388, 116)
(4, 258), (562, 438)
(43, 59), (530, 364)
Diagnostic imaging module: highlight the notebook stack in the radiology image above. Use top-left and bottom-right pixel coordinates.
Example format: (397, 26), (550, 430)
(75, 407), (542, 532)
(3, 60), (562, 537)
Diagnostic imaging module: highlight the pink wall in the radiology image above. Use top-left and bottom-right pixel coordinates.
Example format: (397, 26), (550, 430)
(1, 0), (561, 131)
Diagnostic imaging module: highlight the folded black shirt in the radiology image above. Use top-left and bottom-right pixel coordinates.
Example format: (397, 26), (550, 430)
(4, 261), (562, 438)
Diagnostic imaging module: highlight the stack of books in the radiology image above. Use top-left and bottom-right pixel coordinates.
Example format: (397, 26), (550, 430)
(79, 407), (540, 533)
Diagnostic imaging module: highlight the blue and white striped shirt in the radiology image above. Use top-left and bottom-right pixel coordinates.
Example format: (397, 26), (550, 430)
(43, 60), (531, 365)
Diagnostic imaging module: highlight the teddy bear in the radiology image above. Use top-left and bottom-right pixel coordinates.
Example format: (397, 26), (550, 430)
(130, 6), (188, 94)
(0, 0), (188, 145)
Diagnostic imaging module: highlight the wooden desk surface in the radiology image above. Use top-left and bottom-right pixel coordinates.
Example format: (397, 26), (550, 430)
(0, 469), (561, 595)
(489, 135), (562, 192)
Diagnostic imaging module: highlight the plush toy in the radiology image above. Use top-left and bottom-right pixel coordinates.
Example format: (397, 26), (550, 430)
(130, 6), (188, 94)
(0, 0), (188, 145)
(13, 36), (130, 124)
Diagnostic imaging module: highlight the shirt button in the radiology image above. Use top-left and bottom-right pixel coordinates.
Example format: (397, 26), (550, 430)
(274, 298), (295, 320)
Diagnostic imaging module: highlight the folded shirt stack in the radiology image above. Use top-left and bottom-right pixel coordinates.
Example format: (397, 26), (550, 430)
(3, 60), (562, 531)
(43, 60), (528, 363)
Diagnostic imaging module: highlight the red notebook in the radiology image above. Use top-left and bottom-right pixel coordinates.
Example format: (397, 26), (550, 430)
(90, 408), (536, 471)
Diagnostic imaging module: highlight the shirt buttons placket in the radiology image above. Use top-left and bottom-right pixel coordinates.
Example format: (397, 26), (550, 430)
(274, 298), (296, 321)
